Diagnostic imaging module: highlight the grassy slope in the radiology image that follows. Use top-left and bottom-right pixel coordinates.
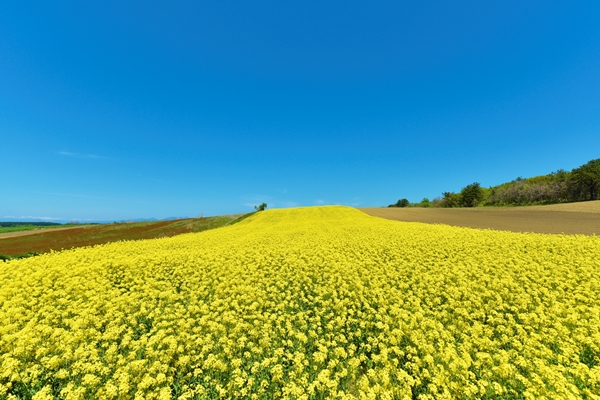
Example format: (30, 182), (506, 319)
(0, 215), (245, 258)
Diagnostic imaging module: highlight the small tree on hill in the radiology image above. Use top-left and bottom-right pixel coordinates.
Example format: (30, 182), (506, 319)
(255, 203), (267, 211)
(460, 182), (484, 207)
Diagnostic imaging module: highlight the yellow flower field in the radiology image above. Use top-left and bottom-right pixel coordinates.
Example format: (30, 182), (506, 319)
(1, 206), (599, 399)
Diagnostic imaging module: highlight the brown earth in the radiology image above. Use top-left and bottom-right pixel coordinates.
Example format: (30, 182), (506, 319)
(518, 200), (600, 213)
(359, 201), (600, 235)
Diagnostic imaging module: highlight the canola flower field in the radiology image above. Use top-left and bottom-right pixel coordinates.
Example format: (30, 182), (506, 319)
(1, 206), (599, 400)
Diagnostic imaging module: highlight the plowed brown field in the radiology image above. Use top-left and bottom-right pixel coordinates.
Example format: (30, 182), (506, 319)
(359, 200), (600, 235)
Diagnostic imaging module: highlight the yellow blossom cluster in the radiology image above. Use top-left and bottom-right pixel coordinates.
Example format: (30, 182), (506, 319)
(1, 206), (599, 399)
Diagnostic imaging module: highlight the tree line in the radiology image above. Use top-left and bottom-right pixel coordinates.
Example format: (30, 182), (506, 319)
(0, 222), (62, 227)
(389, 158), (600, 208)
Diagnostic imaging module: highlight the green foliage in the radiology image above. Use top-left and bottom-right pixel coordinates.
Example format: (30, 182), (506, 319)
(419, 198), (431, 208)
(388, 157), (600, 208)
(388, 198), (410, 208)
(254, 203), (267, 211)
(572, 158), (600, 200)
(486, 166), (587, 206)
(441, 191), (461, 208)
(460, 182), (484, 207)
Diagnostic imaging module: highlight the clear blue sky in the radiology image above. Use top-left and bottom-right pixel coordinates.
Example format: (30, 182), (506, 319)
(2, 1), (600, 221)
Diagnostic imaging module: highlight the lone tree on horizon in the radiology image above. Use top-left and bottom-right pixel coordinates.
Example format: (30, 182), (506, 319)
(255, 203), (267, 211)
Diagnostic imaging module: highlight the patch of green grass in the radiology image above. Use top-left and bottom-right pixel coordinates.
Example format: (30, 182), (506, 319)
(0, 225), (43, 234)
(0, 224), (83, 234)
(228, 212), (256, 225)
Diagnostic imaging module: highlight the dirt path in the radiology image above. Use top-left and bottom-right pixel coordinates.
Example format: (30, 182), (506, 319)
(0, 226), (88, 240)
(359, 205), (600, 235)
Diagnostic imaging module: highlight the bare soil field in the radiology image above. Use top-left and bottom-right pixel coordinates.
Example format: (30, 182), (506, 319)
(359, 200), (600, 235)
(522, 200), (600, 213)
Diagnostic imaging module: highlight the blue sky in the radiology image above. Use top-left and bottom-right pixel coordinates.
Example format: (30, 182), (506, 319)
(2, 1), (599, 221)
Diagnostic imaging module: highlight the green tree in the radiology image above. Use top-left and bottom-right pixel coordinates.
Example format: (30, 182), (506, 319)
(254, 203), (267, 211)
(460, 182), (484, 207)
(388, 198), (410, 207)
(572, 158), (600, 200)
(441, 191), (460, 208)
(396, 198), (409, 207)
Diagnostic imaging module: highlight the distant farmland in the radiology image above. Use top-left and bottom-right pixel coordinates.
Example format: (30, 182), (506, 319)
(0, 215), (243, 258)
(0, 222), (68, 235)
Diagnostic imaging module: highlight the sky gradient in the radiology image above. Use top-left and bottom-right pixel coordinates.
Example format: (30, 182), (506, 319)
(2, 1), (600, 221)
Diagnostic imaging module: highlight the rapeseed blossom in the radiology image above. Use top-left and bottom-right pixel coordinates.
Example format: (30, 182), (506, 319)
(0, 206), (599, 399)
